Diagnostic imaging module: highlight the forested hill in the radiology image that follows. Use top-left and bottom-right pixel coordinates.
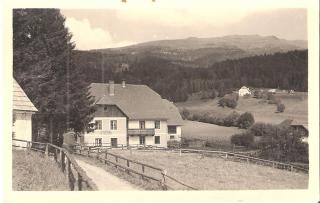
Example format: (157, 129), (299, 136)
(74, 49), (307, 102)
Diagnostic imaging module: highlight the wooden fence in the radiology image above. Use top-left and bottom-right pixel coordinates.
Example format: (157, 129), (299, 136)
(12, 138), (98, 191)
(73, 143), (308, 174)
(170, 148), (309, 173)
(73, 145), (197, 190)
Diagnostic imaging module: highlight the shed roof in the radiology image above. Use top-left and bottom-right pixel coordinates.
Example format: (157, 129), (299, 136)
(13, 78), (38, 112)
(90, 83), (182, 122)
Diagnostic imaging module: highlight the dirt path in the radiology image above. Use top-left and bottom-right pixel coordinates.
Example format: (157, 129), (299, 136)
(75, 158), (138, 190)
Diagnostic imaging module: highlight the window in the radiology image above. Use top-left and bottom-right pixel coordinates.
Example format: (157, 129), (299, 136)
(139, 121), (145, 129)
(155, 120), (160, 129)
(170, 135), (175, 139)
(110, 120), (117, 130)
(104, 105), (108, 111)
(155, 136), (160, 144)
(95, 138), (102, 146)
(95, 120), (102, 130)
(139, 136), (145, 145)
(168, 126), (177, 134)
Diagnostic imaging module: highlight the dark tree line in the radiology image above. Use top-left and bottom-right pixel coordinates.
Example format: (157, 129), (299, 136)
(13, 9), (95, 145)
(74, 49), (307, 102)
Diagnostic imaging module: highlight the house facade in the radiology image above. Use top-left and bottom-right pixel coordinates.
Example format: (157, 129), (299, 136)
(12, 78), (38, 147)
(238, 86), (251, 96)
(81, 81), (183, 148)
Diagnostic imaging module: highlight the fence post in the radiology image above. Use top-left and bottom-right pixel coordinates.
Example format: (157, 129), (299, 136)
(290, 165), (294, 171)
(122, 144), (124, 150)
(26, 141), (31, 150)
(104, 151), (108, 164)
(160, 169), (167, 190)
(65, 157), (70, 186)
(54, 148), (58, 162)
(115, 156), (118, 168)
(225, 153), (228, 159)
(45, 144), (49, 157)
(87, 147), (90, 157)
(78, 173), (83, 191)
(96, 148), (100, 160)
(61, 152), (66, 172)
(179, 149), (182, 156)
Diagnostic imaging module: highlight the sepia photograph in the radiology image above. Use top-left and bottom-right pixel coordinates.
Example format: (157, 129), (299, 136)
(3, 0), (319, 202)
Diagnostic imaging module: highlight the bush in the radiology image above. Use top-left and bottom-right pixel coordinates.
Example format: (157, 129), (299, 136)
(200, 90), (216, 100)
(218, 96), (238, 108)
(180, 108), (190, 120)
(237, 112), (255, 129)
(249, 122), (276, 137)
(231, 132), (254, 147)
(277, 103), (285, 112)
(167, 140), (181, 149)
(223, 111), (240, 127)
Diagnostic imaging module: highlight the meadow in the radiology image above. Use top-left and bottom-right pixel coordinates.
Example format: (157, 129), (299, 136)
(12, 150), (69, 191)
(177, 92), (308, 125)
(109, 150), (308, 190)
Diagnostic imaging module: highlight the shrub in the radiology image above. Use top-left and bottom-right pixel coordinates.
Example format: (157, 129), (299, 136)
(237, 112), (255, 129)
(180, 108), (190, 120)
(218, 96), (238, 108)
(167, 140), (181, 149)
(249, 122), (276, 137)
(223, 111), (240, 127)
(277, 103), (285, 112)
(253, 90), (263, 99)
(200, 90), (216, 100)
(231, 132), (254, 147)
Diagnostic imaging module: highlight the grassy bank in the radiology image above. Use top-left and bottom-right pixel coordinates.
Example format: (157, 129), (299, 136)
(110, 150), (308, 190)
(12, 150), (69, 191)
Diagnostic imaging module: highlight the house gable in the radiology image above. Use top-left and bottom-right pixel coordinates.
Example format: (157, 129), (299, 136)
(94, 104), (127, 117)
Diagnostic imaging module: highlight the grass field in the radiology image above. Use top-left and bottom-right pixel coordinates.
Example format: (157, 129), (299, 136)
(177, 92), (308, 125)
(182, 120), (243, 149)
(110, 150), (308, 190)
(12, 150), (69, 191)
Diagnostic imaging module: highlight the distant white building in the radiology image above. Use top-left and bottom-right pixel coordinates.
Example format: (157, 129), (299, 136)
(12, 78), (38, 147)
(238, 86), (251, 96)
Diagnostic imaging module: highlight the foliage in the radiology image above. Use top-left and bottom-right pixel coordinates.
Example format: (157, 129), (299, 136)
(200, 90), (216, 100)
(218, 93), (238, 108)
(237, 112), (255, 129)
(167, 140), (181, 149)
(73, 48), (307, 102)
(13, 9), (95, 145)
(180, 108), (190, 120)
(258, 125), (308, 163)
(277, 103), (285, 112)
(223, 111), (240, 127)
(231, 132), (254, 147)
(249, 122), (276, 137)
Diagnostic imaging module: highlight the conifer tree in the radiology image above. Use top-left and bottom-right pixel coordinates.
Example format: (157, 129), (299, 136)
(13, 9), (95, 145)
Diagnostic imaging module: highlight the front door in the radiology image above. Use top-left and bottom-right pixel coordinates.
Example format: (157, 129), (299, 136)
(139, 135), (145, 145)
(111, 138), (118, 148)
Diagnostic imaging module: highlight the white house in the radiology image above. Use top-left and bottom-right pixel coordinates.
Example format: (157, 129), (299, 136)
(12, 78), (38, 147)
(238, 86), (251, 96)
(81, 81), (183, 148)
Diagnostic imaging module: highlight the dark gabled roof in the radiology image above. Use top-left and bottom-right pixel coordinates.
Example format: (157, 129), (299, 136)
(89, 83), (172, 120)
(13, 78), (38, 112)
(162, 99), (183, 126)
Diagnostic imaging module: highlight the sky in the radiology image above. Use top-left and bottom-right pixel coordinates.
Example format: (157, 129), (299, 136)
(61, 6), (307, 50)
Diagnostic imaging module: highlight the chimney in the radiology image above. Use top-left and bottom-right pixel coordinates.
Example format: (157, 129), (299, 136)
(109, 80), (114, 96)
(122, 80), (126, 88)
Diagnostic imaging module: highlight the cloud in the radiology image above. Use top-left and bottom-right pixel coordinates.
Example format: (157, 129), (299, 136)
(65, 17), (135, 50)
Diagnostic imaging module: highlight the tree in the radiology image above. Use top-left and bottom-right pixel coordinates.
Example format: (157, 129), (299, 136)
(237, 112), (255, 129)
(277, 103), (285, 113)
(13, 9), (95, 145)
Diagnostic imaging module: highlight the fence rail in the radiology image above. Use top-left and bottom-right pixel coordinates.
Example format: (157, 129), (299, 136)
(12, 139), (98, 191)
(174, 148), (308, 173)
(73, 145), (197, 190)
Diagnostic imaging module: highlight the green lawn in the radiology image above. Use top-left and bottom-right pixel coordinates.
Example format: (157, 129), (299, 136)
(177, 93), (308, 124)
(110, 150), (308, 190)
(12, 150), (69, 191)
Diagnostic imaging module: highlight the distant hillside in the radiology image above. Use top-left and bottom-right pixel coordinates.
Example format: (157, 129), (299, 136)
(74, 49), (307, 102)
(91, 35), (307, 68)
